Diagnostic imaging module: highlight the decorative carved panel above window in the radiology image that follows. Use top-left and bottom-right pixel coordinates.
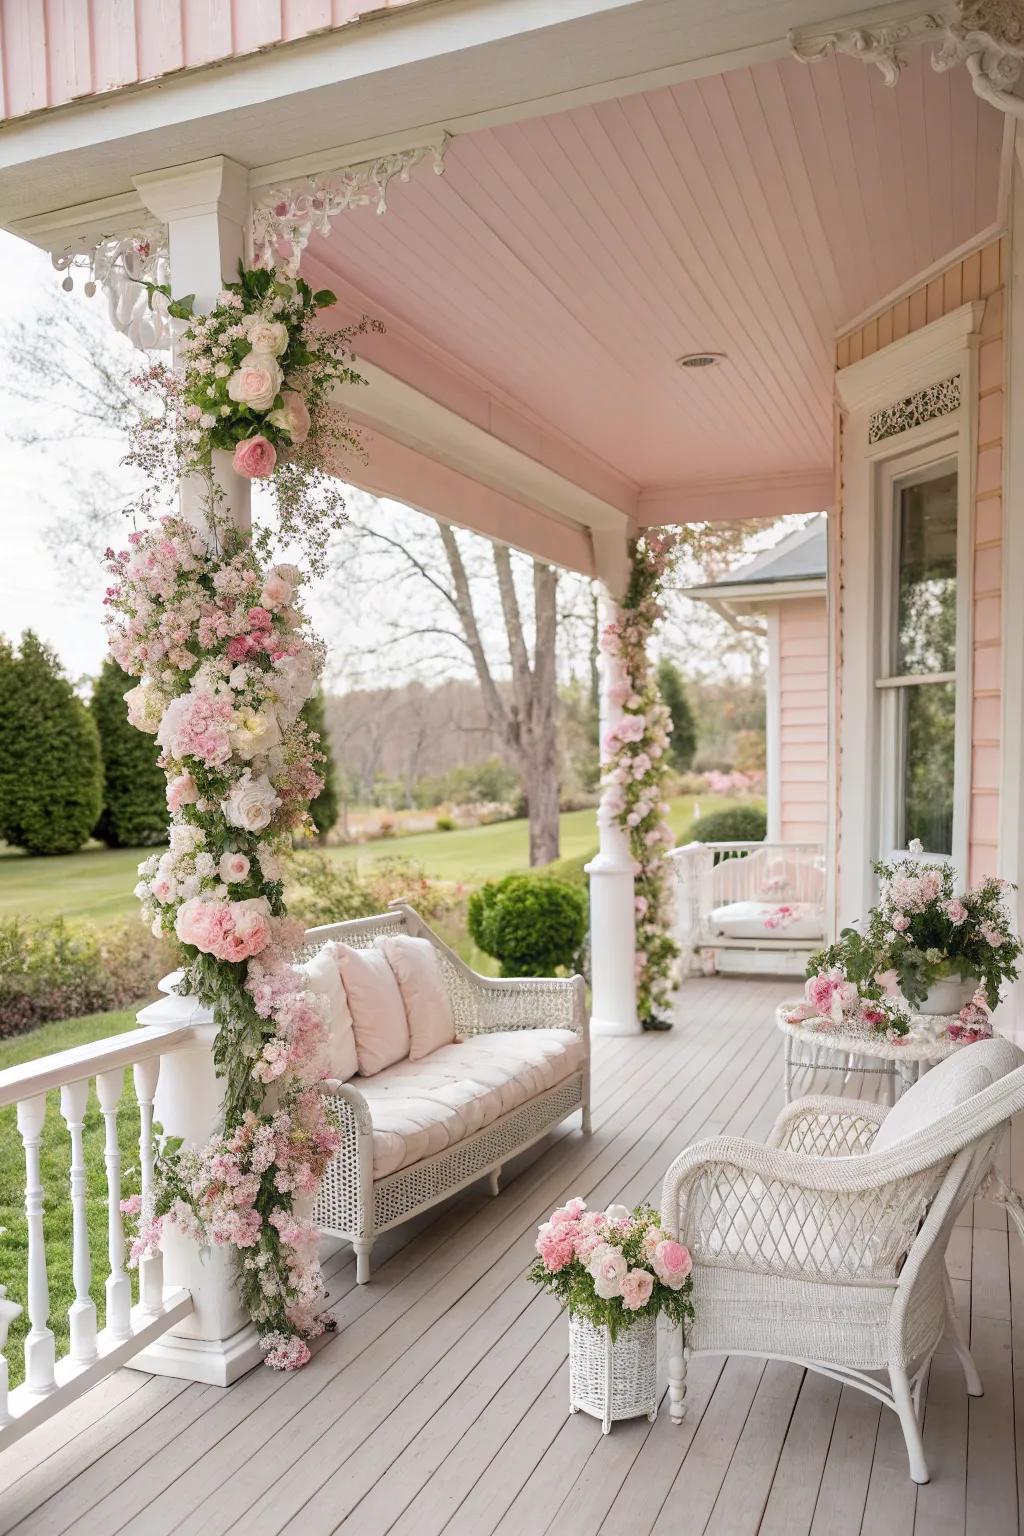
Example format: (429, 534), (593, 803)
(868, 376), (962, 445)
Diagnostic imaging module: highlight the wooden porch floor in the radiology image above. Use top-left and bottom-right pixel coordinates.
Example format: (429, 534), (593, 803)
(2, 975), (1022, 1536)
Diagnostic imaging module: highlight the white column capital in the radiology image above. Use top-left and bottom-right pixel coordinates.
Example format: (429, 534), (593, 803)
(133, 156), (251, 239)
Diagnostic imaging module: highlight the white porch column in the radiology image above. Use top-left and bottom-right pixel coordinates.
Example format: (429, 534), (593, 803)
(127, 158), (263, 1386)
(586, 584), (640, 1037)
(134, 156), (252, 539)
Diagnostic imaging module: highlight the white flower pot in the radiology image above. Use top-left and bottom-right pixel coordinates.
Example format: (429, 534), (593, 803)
(568, 1312), (658, 1433)
(916, 975), (978, 1016)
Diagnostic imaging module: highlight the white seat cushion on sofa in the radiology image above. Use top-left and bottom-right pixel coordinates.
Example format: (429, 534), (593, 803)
(358, 1028), (584, 1178)
(872, 1036), (1021, 1152)
(708, 899), (824, 942)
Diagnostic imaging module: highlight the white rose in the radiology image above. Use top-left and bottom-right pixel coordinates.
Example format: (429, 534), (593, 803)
(124, 682), (165, 734)
(229, 706), (282, 761)
(226, 351), (283, 412)
(588, 1244), (628, 1300)
(244, 315), (290, 356)
(221, 771), (280, 832)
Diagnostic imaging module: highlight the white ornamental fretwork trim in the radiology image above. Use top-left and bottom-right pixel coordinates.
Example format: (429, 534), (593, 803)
(52, 225), (171, 351)
(868, 374), (961, 443)
(790, 3), (1024, 117)
(252, 135), (450, 276)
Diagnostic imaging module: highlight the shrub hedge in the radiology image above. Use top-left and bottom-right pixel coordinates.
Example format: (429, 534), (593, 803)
(0, 916), (173, 1039)
(683, 805), (767, 845)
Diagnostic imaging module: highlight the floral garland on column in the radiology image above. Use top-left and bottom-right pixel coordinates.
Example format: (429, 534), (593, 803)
(107, 265), (375, 1368)
(598, 532), (680, 1023)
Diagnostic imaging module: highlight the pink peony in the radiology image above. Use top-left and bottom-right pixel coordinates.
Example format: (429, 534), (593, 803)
(166, 771), (199, 812)
(944, 899), (968, 925)
(620, 1268), (655, 1311)
(233, 435), (278, 479)
(982, 924), (1004, 947)
(652, 1239), (692, 1289)
(892, 913), (910, 932)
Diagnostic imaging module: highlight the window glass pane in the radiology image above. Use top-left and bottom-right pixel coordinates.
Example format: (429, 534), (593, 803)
(895, 470), (957, 674)
(899, 680), (955, 855)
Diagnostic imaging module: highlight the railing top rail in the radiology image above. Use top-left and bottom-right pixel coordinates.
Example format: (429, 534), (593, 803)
(667, 840), (825, 856)
(0, 1024), (196, 1109)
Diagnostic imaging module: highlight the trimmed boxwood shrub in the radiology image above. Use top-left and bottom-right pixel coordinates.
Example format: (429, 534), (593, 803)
(684, 805), (767, 846)
(91, 657), (167, 848)
(468, 872), (587, 977)
(0, 631), (102, 855)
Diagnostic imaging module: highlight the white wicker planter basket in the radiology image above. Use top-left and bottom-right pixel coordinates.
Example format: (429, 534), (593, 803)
(568, 1313), (658, 1433)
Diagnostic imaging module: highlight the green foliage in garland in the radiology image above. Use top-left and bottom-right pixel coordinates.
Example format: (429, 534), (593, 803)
(299, 690), (339, 841)
(0, 631), (102, 855)
(468, 872), (587, 977)
(91, 657), (167, 848)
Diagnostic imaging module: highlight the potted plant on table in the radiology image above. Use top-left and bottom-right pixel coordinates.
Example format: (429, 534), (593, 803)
(529, 1199), (694, 1434)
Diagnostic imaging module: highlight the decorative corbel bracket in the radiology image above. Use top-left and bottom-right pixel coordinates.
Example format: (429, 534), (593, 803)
(50, 223), (172, 350)
(790, 2), (1024, 117)
(252, 133), (450, 276)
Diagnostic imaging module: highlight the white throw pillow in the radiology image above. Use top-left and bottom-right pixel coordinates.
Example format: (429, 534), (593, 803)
(334, 942), (411, 1077)
(872, 1055), (993, 1152)
(376, 934), (456, 1061)
(296, 943), (358, 1082)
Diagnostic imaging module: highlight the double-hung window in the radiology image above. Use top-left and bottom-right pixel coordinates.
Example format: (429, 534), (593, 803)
(876, 455), (961, 860)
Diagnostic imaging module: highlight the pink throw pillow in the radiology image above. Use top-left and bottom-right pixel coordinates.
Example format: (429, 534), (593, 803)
(334, 942), (411, 1076)
(376, 934), (456, 1061)
(297, 942), (358, 1081)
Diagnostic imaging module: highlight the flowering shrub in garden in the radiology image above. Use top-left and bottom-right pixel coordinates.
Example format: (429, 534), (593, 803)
(0, 917), (172, 1038)
(529, 1198), (694, 1340)
(106, 514), (343, 1368)
(599, 532), (681, 1022)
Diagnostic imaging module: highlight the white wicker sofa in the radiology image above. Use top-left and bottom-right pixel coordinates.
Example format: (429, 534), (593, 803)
(300, 904), (590, 1282)
(661, 1037), (1024, 1483)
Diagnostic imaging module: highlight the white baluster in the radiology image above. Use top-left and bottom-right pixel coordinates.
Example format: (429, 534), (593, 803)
(0, 1285), (23, 1428)
(16, 1096), (55, 1395)
(96, 1070), (132, 1341)
(59, 1079), (98, 1366)
(133, 1057), (164, 1316)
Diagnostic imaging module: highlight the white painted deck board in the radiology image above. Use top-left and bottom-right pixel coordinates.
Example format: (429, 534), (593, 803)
(3, 976), (1023, 1536)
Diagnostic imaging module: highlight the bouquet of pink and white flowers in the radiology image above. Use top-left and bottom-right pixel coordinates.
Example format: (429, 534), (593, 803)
(529, 1198), (694, 1339)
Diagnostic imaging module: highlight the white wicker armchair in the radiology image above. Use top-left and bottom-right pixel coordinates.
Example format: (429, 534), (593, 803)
(660, 1037), (1024, 1483)
(301, 904), (589, 1283)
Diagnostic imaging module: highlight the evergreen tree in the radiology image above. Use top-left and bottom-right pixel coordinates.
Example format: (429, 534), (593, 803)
(90, 656), (167, 847)
(0, 631), (103, 855)
(657, 658), (698, 772)
(301, 689), (339, 842)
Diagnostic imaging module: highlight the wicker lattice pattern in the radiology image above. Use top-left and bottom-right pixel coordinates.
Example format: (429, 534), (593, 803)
(777, 1105), (882, 1157)
(305, 908), (590, 1265)
(370, 1076), (582, 1233)
(687, 1159), (944, 1281)
(569, 1313), (658, 1431)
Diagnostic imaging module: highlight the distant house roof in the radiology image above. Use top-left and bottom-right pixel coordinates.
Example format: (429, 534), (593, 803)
(683, 516), (826, 603)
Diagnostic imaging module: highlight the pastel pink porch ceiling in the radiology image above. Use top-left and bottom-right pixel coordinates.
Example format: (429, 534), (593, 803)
(0, 1), (426, 120)
(302, 49), (1003, 521)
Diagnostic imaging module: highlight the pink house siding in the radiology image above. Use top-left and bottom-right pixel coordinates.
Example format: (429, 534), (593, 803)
(836, 237), (1006, 886)
(0, 0), (425, 121)
(777, 597), (829, 843)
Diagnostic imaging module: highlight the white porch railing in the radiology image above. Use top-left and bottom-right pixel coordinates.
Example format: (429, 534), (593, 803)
(668, 840), (827, 978)
(0, 1025), (195, 1449)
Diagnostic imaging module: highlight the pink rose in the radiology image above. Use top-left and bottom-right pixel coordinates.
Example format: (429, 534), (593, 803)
(260, 571), (294, 610)
(588, 1244), (627, 1299)
(944, 899), (968, 925)
(620, 1268), (655, 1311)
(232, 435), (277, 479)
(219, 851), (251, 884)
(166, 771), (199, 813)
(652, 1239), (692, 1289)
(892, 913), (910, 932)
(982, 924), (1004, 947)
(268, 391), (311, 444)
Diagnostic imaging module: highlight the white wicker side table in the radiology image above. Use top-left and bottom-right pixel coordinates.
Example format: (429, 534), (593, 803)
(775, 1004), (967, 1105)
(568, 1313), (658, 1434)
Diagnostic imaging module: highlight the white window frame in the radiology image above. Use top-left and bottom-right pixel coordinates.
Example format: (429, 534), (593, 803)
(834, 301), (982, 926)
(874, 447), (971, 865)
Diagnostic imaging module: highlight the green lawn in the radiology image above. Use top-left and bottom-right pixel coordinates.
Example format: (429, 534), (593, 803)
(0, 1010), (141, 1391)
(0, 794), (735, 925)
